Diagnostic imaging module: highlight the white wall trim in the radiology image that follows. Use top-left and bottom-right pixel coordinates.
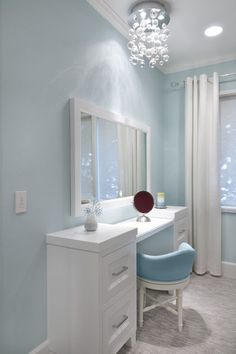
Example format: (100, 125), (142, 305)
(220, 89), (236, 97)
(87, 0), (128, 38)
(221, 206), (236, 214)
(222, 261), (236, 279)
(163, 54), (236, 74)
(28, 340), (49, 354)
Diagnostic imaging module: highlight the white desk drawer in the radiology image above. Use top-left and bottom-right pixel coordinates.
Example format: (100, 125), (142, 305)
(175, 217), (188, 248)
(102, 243), (135, 304)
(103, 288), (135, 354)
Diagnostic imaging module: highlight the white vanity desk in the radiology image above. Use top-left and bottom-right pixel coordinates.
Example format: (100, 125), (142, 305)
(47, 206), (187, 354)
(118, 216), (173, 243)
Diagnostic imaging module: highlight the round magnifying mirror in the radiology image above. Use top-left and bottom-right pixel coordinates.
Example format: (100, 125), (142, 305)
(133, 191), (154, 222)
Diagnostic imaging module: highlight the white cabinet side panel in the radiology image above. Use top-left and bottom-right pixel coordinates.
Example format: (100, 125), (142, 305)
(47, 245), (100, 354)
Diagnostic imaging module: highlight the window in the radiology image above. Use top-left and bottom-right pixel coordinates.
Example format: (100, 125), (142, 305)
(220, 94), (236, 206)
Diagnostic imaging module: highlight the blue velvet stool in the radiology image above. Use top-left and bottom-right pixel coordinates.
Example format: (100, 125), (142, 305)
(137, 242), (196, 331)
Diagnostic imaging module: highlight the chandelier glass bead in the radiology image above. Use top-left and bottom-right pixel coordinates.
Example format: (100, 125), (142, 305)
(127, 2), (170, 68)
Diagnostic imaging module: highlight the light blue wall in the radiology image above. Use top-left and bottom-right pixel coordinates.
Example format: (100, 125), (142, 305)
(163, 60), (236, 263)
(0, 1), (165, 353)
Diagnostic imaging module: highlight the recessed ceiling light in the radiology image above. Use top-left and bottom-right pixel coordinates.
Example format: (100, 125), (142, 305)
(204, 25), (223, 37)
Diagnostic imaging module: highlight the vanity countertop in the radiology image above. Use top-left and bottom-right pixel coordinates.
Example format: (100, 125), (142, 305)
(47, 223), (137, 254)
(47, 216), (175, 252)
(117, 217), (173, 243)
(47, 206), (186, 253)
(147, 206), (187, 220)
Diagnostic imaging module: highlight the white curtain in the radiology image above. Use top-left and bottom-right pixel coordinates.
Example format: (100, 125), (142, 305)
(117, 125), (137, 196)
(185, 72), (221, 276)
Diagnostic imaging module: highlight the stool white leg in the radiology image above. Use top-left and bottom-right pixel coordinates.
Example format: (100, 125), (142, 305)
(143, 287), (146, 308)
(176, 289), (183, 332)
(138, 286), (144, 327)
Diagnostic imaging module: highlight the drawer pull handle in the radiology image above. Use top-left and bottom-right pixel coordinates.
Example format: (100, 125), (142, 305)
(112, 266), (128, 276)
(112, 315), (128, 329)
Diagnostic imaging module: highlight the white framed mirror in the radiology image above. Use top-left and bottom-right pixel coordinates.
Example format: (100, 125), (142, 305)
(70, 97), (151, 216)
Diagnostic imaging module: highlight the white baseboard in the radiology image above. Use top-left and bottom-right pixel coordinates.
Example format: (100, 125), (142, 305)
(222, 261), (236, 279)
(29, 340), (49, 354)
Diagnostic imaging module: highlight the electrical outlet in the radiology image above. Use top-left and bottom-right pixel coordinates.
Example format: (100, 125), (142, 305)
(15, 191), (27, 214)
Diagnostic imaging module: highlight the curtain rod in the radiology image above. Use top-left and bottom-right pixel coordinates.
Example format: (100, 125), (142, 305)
(219, 72), (236, 78)
(170, 72), (236, 89)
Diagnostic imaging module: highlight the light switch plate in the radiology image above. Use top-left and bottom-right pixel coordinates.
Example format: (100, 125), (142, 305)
(15, 191), (27, 214)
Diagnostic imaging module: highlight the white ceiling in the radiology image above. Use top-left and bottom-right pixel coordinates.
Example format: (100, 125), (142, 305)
(87, 0), (236, 73)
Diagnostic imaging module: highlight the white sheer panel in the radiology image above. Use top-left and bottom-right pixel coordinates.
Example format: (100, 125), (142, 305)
(220, 95), (236, 206)
(117, 125), (137, 197)
(136, 130), (147, 191)
(185, 72), (221, 276)
(96, 118), (120, 200)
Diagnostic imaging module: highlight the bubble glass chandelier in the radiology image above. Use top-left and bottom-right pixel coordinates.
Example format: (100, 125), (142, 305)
(127, 1), (170, 68)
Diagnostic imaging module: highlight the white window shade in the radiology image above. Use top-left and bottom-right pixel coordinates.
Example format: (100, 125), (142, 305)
(220, 95), (236, 206)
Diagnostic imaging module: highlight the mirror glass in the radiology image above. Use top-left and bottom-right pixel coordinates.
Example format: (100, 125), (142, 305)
(81, 113), (147, 203)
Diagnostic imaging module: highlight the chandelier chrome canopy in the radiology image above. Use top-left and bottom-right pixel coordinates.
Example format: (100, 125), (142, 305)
(127, 1), (170, 68)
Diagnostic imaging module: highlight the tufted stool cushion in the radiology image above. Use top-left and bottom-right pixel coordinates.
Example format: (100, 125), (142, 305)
(137, 242), (196, 282)
(137, 242), (196, 331)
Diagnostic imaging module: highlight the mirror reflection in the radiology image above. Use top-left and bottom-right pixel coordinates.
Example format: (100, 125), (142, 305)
(81, 112), (147, 203)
